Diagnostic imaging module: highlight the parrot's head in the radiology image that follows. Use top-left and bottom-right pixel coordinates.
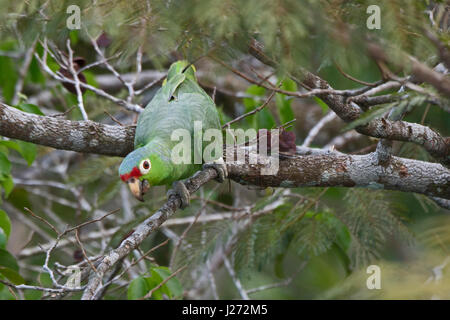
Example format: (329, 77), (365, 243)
(118, 147), (169, 201)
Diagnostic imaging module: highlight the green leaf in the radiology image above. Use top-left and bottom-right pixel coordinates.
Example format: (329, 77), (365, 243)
(15, 103), (45, 116)
(314, 97), (329, 114)
(0, 249), (18, 271)
(39, 273), (53, 287)
(0, 267), (25, 285)
(243, 85), (275, 129)
(0, 209), (11, 239)
(256, 109), (276, 130)
(0, 249), (24, 285)
(0, 229), (6, 249)
(275, 78), (297, 124)
(28, 56), (46, 84)
(243, 85), (266, 111)
(84, 71), (98, 88)
(0, 281), (16, 300)
(15, 141), (36, 166)
(0, 52), (18, 103)
(0, 140), (36, 166)
(246, 85), (266, 97)
(0, 152), (11, 176)
(69, 30), (79, 45)
(1, 174), (14, 198)
(0, 140), (20, 152)
(127, 276), (150, 300)
(274, 253), (286, 279)
(24, 289), (43, 300)
(152, 267), (183, 299)
(127, 267), (184, 300)
(144, 270), (166, 300)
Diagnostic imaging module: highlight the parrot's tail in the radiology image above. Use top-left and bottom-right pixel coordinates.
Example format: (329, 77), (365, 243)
(167, 60), (196, 82)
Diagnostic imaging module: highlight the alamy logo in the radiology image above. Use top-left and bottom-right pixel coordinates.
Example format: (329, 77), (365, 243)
(66, 5), (81, 30)
(366, 5), (381, 30)
(64, 266), (81, 289)
(366, 265), (381, 290)
(170, 121), (280, 175)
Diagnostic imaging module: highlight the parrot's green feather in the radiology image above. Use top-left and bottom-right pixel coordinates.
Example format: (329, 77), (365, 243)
(119, 60), (221, 187)
(161, 73), (186, 102)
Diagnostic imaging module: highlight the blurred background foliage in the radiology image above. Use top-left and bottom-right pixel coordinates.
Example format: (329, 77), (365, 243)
(0, 0), (449, 299)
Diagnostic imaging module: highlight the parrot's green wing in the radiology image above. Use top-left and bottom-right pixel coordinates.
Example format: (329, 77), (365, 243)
(161, 73), (186, 102)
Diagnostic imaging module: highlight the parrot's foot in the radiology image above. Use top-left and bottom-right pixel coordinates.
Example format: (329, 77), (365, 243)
(203, 159), (228, 183)
(167, 181), (190, 209)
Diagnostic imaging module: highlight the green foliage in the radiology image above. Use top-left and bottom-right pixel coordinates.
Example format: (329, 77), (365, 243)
(0, 102), (40, 199)
(15, 103), (45, 116)
(231, 190), (347, 277)
(342, 104), (394, 132)
(0, 135), (37, 199)
(343, 94), (429, 132)
(0, 249), (24, 285)
(243, 85), (275, 130)
(0, 209), (11, 239)
(0, 41), (18, 103)
(127, 266), (183, 300)
(337, 189), (413, 270)
(275, 79), (296, 124)
(0, 0), (447, 300)
(68, 156), (121, 186)
(314, 97), (329, 115)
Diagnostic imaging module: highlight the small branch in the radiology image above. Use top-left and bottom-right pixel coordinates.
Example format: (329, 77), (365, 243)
(66, 39), (88, 120)
(81, 168), (220, 300)
(12, 39), (37, 105)
(301, 112), (337, 147)
(334, 61), (380, 87)
(246, 262), (306, 295)
(222, 90), (276, 128)
(0, 279), (83, 294)
(223, 256), (249, 300)
(141, 265), (187, 300)
(75, 229), (97, 273)
(24, 207), (59, 236)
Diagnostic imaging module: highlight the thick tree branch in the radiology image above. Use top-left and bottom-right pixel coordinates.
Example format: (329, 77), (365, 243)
(1, 102), (448, 199)
(248, 40), (450, 166)
(226, 151), (449, 200)
(0, 103), (135, 157)
(302, 74), (450, 166)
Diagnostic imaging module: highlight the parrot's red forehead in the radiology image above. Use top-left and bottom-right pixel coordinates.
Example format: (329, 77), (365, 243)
(120, 166), (142, 182)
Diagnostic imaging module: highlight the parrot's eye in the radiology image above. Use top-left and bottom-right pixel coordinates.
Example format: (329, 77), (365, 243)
(139, 159), (151, 174)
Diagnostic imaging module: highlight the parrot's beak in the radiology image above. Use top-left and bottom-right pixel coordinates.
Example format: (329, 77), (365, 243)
(127, 178), (150, 202)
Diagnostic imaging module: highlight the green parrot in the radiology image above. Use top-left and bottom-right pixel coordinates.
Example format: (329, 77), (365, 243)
(119, 60), (227, 207)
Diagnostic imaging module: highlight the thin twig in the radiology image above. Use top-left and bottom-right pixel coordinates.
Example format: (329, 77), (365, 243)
(222, 90), (276, 128)
(75, 229), (97, 273)
(223, 256), (249, 300)
(24, 207), (59, 236)
(141, 265), (187, 300)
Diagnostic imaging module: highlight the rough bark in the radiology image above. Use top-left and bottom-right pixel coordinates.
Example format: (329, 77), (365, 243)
(1, 102), (448, 199)
(248, 40), (450, 167)
(0, 103), (135, 157)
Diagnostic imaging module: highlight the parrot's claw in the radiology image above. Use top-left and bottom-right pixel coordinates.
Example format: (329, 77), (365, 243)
(203, 160), (228, 183)
(167, 181), (190, 209)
